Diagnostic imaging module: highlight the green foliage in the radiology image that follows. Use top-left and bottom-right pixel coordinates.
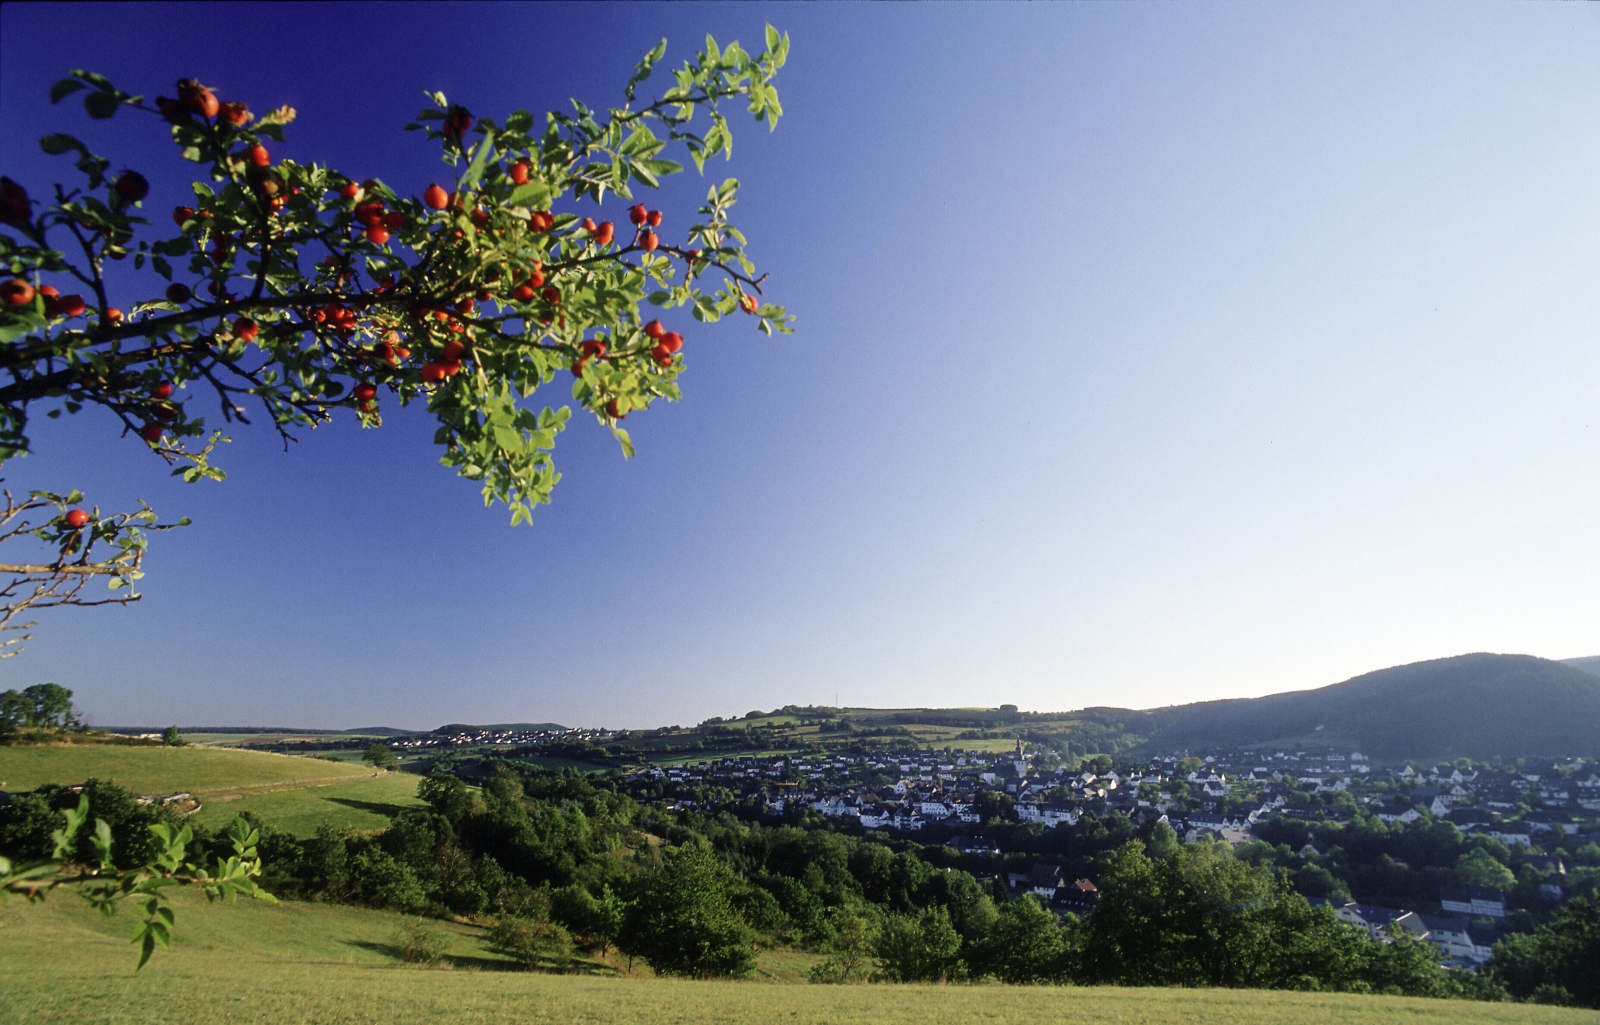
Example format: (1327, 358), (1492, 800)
(392, 917), (449, 966)
(873, 905), (963, 983)
(973, 895), (1070, 984)
(1, 32), (793, 525)
(160, 725), (183, 747)
(488, 915), (574, 971)
(809, 908), (877, 984)
(363, 743), (397, 770)
(1487, 898), (1600, 1009)
(620, 843), (756, 978)
(1456, 847), (1516, 890)
(0, 683), (80, 731)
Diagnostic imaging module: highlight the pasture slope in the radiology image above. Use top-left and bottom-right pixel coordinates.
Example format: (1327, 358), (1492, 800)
(2, 891), (1597, 1025)
(0, 743), (372, 794)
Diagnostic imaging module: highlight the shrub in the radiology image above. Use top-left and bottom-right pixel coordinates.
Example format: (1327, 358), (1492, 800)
(392, 920), (449, 967)
(488, 916), (575, 972)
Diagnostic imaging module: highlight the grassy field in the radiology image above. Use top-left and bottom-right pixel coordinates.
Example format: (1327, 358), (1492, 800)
(0, 743), (373, 795)
(2, 889), (1596, 1025)
(189, 770), (428, 837)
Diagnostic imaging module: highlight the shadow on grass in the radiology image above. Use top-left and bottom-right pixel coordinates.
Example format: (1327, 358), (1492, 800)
(346, 939), (616, 976)
(325, 797), (415, 818)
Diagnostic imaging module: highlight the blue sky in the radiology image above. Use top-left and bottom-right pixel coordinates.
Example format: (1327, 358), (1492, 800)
(1, 3), (1597, 730)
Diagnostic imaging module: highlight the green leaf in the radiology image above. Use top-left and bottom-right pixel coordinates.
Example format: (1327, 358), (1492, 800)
(459, 129), (497, 193)
(507, 182), (551, 209)
(492, 424), (522, 451)
(83, 91), (121, 120)
(39, 133), (79, 155)
(51, 78), (87, 103)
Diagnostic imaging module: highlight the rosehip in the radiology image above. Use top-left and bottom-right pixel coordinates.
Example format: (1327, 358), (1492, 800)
(173, 206), (196, 227)
(383, 211), (405, 230)
(643, 319), (666, 340)
(441, 340), (466, 362)
(153, 381), (173, 400)
(353, 383), (377, 402)
(647, 209), (662, 227)
(582, 217), (597, 234)
(470, 209), (488, 229)
(1, 280), (34, 307)
(529, 264), (546, 288)
(38, 285), (59, 299)
(235, 318), (259, 343)
(639, 230), (658, 252)
(139, 423), (164, 444)
(423, 184), (449, 210)
(421, 362), (447, 383)
(105, 307), (123, 323)
(629, 204), (648, 226)
(177, 79), (219, 118)
(219, 101), (250, 126)
(579, 339), (607, 359)
(366, 225), (390, 245)
(455, 297), (475, 315)
(607, 398), (627, 419)
(652, 344), (674, 367)
(65, 509), (90, 528)
(594, 222), (614, 246)
(165, 283), (192, 304)
(115, 172), (149, 202)
(542, 286), (560, 305)
(56, 294), (86, 317)
(512, 284), (536, 302)
(340, 182), (362, 201)
(247, 144), (270, 167)
(740, 294), (759, 314)
(661, 331), (683, 355)
(509, 161), (531, 185)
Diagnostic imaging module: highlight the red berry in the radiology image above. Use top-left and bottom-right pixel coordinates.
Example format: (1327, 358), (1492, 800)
(383, 211), (405, 230)
(629, 204), (648, 226)
(105, 307), (123, 323)
(353, 383), (377, 402)
(647, 209), (662, 227)
(594, 222), (614, 246)
(56, 294), (86, 317)
(173, 206), (196, 227)
(218, 101), (250, 126)
(165, 283), (191, 304)
(0, 279), (34, 307)
(541, 286), (560, 305)
(65, 509), (90, 529)
(528, 264), (546, 288)
(423, 184), (449, 210)
(607, 398), (627, 419)
(247, 145), (270, 167)
(441, 340), (466, 362)
(340, 182), (361, 201)
(421, 362), (447, 383)
(661, 331), (683, 355)
(153, 381), (173, 400)
(509, 161), (531, 185)
(455, 297), (475, 316)
(582, 217), (597, 234)
(115, 172), (149, 203)
(640, 230), (658, 252)
(366, 225), (390, 245)
(740, 294), (759, 314)
(469, 209), (488, 229)
(177, 79), (219, 118)
(139, 423), (164, 444)
(652, 343), (674, 367)
(235, 318), (259, 343)
(579, 339), (607, 359)
(643, 319), (666, 340)
(511, 284), (536, 302)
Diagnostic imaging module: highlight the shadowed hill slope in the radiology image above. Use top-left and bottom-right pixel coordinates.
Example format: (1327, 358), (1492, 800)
(1107, 653), (1600, 760)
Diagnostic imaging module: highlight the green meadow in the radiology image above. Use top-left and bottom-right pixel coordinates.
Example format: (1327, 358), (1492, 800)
(0, 743), (373, 795)
(188, 770), (428, 837)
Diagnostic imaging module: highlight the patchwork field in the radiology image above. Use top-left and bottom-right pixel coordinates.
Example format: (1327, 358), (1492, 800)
(0, 743), (373, 795)
(2, 891), (1595, 1025)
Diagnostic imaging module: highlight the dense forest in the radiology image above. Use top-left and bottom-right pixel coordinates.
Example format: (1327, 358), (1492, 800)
(2, 763), (1592, 1005)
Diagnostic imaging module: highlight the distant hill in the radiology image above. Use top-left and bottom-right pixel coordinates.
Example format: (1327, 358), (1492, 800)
(1103, 653), (1600, 761)
(1563, 655), (1600, 678)
(431, 722), (565, 735)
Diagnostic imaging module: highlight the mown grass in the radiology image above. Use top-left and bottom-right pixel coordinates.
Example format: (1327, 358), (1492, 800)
(2, 889), (1596, 1025)
(188, 770), (428, 837)
(0, 743), (372, 795)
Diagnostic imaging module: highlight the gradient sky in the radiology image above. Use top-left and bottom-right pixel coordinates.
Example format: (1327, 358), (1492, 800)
(1, 3), (1597, 730)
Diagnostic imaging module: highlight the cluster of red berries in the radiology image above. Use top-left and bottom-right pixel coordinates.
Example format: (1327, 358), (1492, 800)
(571, 338), (608, 377)
(0, 280), (87, 318)
(629, 204), (664, 251)
(354, 192), (403, 244)
(310, 303), (359, 337)
(421, 339), (468, 383)
(580, 218), (615, 246)
(644, 320), (683, 366)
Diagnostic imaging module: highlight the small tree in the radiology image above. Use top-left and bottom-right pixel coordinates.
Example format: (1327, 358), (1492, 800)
(873, 905), (963, 983)
(363, 742), (396, 770)
(160, 724), (182, 746)
(808, 908), (876, 984)
(618, 844), (756, 978)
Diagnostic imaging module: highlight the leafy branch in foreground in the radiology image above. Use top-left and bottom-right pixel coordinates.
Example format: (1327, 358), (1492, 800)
(0, 796), (275, 967)
(0, 486), (187, 658)
(0, 28), (792, 525)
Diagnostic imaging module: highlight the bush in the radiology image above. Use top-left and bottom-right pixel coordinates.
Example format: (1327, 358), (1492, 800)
(392, 920), (449, 967)
(488, 917), (575, 972)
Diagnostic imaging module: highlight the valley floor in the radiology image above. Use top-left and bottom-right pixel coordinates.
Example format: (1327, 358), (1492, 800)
(3, 890), (1596, 1025)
